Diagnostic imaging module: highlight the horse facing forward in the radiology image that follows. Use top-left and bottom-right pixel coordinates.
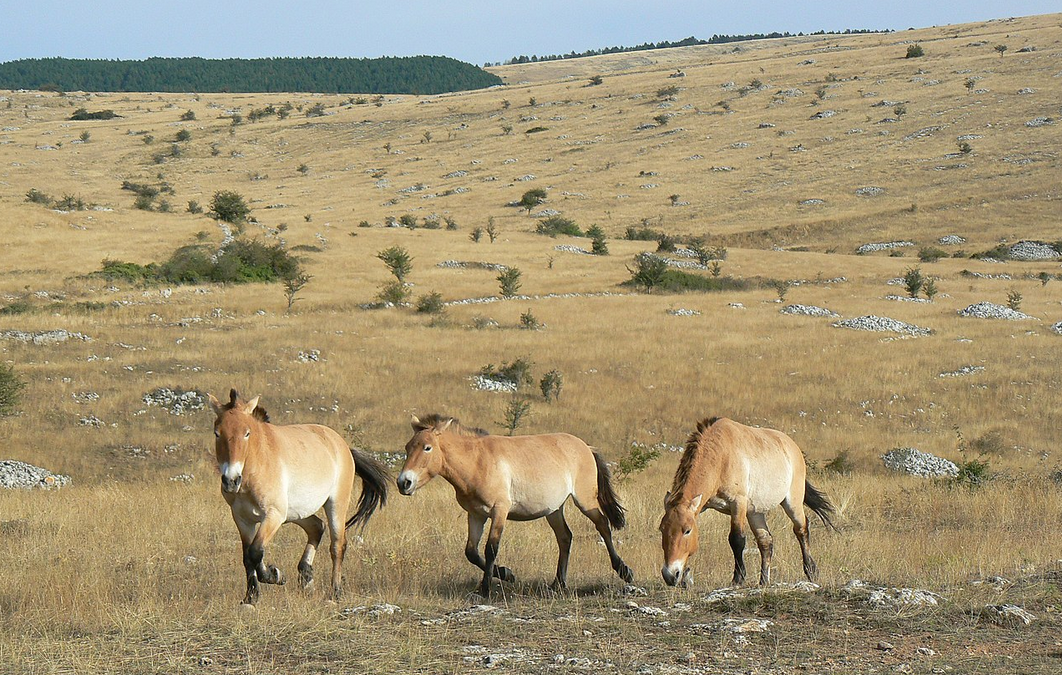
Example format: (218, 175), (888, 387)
(397, 414), (634, 596)
(660, 417), (836, 588)
(209, 389), (390, 605)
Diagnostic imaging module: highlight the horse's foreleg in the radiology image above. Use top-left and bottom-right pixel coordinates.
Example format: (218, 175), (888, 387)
(465, 513), (514, 583)
(729, 499), (749, 586)
(545, 508), (573, 590)
(479, 508), (510, 597)
(294, 515), (326, 589)
(581, 507), (634, 584)
(747, 511), (773, 586)
(243, 511), (285, 605)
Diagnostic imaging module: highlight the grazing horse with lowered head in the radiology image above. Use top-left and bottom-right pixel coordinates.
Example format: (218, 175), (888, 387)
(397, 414), (634, 596)
(209, 389), (390, 605)
(660, 416), (836, 588)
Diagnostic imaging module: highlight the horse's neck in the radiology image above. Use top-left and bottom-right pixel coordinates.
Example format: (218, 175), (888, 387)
(245, 420), (276, 475)
(438, 434), (484, 496)
(678, 444), (722, 504)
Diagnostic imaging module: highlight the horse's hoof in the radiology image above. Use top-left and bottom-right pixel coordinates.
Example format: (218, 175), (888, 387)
(267, 565), (286, 585)
(618, 564), (634, 584)
(549, 580), (568, 594)
(497, 566), (515, 583)
(238, 602), (258, 614)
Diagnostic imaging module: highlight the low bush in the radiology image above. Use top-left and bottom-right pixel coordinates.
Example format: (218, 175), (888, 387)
(535, 216), (582, 237)
(918, 247), (947, 263)
(70, 108), (119, 121)
(415, 291), (446, 314)
(0, 363), (25, 417)
(95, 239), (302, 286)
(625, 224), (663, 241)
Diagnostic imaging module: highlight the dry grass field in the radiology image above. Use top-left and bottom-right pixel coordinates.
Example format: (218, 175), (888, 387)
(1, 13), (1061, 674)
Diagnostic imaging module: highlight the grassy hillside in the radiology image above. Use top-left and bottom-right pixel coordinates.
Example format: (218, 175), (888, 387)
(0, 13), (1060, 673)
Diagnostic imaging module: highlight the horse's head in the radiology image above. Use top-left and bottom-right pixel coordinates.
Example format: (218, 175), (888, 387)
(397, 414), (451, 496)
(208, 388), (263, 494)
(659, 492), (702, 587)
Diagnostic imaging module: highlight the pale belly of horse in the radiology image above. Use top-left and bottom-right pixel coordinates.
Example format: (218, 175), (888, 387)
(506, 482), (573, 521)
(286, 490), (329, 521)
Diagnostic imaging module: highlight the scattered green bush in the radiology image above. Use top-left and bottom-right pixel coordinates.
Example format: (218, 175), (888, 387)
(535, 216), (582, 237)
(905, 44), (924, 58)
(415, 291), (446, 314)
(540, 370), (563, 402)
(498, 267), (522, 297)
(70, 108), (118, 121)
(210, 190), (251, 223)
(377, 246), (413, 281)
(903, 267), (925, 298)
(376, 280), (411, 306)
(481, 357), (534, 389)
(625, 224), (663, 241)
(500, 397), (532, 436)
(95, 239), (302, 286)
(26, 188), (52, 205)
(625, 253), (668, 294)
(0, 363), (26, 417)
(616, 442), (660, 480)
(918, 247), (947, 263)
(519, 309), (540, 330)
(824, 450), (853, 475)
(518, 188), (547, 214)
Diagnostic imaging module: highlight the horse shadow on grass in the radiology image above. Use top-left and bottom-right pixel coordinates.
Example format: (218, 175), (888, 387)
(424, 572), (630, 603)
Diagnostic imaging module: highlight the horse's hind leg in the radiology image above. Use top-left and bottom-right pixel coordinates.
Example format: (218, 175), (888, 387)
(323, 499), (349, 601)
(576, 505), (634, 583)
(747, 511), (773, 586)
(465, 512), (515, 584)
(294, 515), (326, 589)
(782, 498), (817, 582)
(545, 508), (573, 590)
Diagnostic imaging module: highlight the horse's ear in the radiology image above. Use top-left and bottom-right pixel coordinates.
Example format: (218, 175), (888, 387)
(411, 414), (423, 431)
(690, 494), (703, 512)
(228, 388), (239, 405)
(664, 490), (672, 509)
(208, 393), (223, 416)
(242, 396), (260, 414)
(439, 418), (454, 433)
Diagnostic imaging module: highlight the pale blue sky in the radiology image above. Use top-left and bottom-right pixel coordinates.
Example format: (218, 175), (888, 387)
(1, 1), (1058, 66)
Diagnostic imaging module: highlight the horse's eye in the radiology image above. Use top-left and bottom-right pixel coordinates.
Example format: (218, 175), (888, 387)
(423, 445), (433, 453)
(214, 430), (220, 438)
(244, 429), (251, 439)
(684, 529), (692, 536)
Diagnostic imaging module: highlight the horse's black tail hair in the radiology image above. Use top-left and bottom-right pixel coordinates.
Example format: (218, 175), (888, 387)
(804, 480), (838, 531)
(346, 448), (391, 530)
(593, 450), (627, 530)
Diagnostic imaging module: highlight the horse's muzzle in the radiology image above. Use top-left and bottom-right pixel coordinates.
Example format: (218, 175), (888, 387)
(397, 475), (415, 496)
(221, 475), (242, 493)
(662, 564), (690, 588)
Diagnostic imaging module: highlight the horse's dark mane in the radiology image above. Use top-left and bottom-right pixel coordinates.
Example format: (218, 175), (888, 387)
(667, 416), (720, 505)
(417, 413), (489, 437)
(220, 388), (271, 423)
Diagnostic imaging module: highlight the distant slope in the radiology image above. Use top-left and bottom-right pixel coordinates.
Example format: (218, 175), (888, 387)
(0, 56), (502, 94)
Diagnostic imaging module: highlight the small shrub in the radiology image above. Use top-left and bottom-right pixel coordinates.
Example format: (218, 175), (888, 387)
(444, 216), (459, 231)
(79, 131), (91, 143)
(134, 194), (155, 211)
(923, 278), (938, 301)
(398, 214), (418, 229)
(70, 108), (118, 121)
(0, 363), (26, 417)
(958, 141), (973, 155)
(377, 246), (413, 281)
(470, 227), (483, 243)
(625, 223), (662, 241)
(305, 103), (327, 117)
(498, 267), (522, 297)
(186, 200), (203, 214)
(210, 190), (251, 224)
(500, 397), (532, 436)
(539, 370), (563, 402)
(616, 443), (660, 480)
(591, 236), (609, 256)
(951, 456), (992, 489)
(415, 291), (446, 314)
(536, 216), (582, 237)
(175, 129), (191, 142)
(518, 188), (547, 214)
(54, 194), (86, 211)
(626, 253), (669, 294)
(486, 217), (499, 243)
(0, 300), (34, 316)
(283, 272), (311, 312)
(918, 247), (946, 263)
(26, 188), (52, 205)
(180, 109), (196, 121)
(482, 358), (534, 389)
(905, 44), (924, 58)
(824, 450), (853, 475)
(768, 279), (791, 302)
(1006, 289), (1022, 312)
(377, 280), (411, 306)
(656, 234), (678, 253)
(297, 163), (310, 175)
(588, 75), (603, 86)
(656, 85), (680, 99)
(525, 126), (549, 134)
(903, 267), (925, 298)
(519, 309), (540, 330)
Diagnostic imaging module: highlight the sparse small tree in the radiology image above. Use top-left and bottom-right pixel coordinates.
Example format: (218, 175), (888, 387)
(175, 129), (191, 142)
(769, 279), (791, 302)
(421, 130), (432, 144)
(588, 75), (603, 86)
(498, 267), (522, 297)
(470, 227), (483, 243)
(383, 142), (392, 154)
(415, 291), (446, 314)
(923, 278), (938, 301)
(519, 308), (540, 330)
(79, 131), (91, 143)
(377, 246), (413, 281)
(518, 188), (547, 215)
(1007, 289), (1022, 312)
(186, 200), (203, 214)
(994, 44), (1008, 58)
(965, 77), (977, 94)
(283, 272), (311, 312)
(210, 190), (251, 224)
(668, 194), (681, 206)
(180, 109), (196, 121)
(958, 141), (973, 155)
(893, 104), (907, 118)
(500, 396), (531, 436)
(627, 253), (668, 294)
(903, 267), (925, 298)
(486, 216), (499, 243)
(540, 370), (563, 402)
(0, 363), (26, 417)
(501, 124), (513, 135)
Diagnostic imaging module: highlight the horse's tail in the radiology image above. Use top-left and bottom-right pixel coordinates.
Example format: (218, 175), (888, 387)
(804, 480), (838, 531)
(346, 448), (390, 530)
(593, 450), (627, 530)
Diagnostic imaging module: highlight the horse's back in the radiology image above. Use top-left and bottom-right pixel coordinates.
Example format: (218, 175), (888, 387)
(709, 418), (804, 509)
(269, 423), (354, 504)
